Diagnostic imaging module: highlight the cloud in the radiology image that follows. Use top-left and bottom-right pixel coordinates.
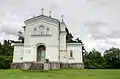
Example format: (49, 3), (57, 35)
(84, 21), (120, 40)
(84, 21), (108, 26)
(0, 32), (18, 43)
(86, 0), (120, 5)
(0, 12), (24, 35)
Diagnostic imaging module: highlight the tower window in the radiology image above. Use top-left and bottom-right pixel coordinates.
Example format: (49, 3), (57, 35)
(39, 25), (44, 35)
(70, 50), (73, 58)
(46, 28), (50, 34)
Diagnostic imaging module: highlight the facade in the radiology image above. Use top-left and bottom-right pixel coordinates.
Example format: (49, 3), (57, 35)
(11, 14), (84, 70)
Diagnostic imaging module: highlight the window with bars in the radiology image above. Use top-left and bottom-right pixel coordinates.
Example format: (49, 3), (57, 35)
(70, 50), (73, 58)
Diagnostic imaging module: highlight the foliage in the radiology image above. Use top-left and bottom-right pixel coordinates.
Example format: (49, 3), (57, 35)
(65, 27), (83, 44)
(65, 27), (74, 43)
(0, 40), (13, 69)
(104, 47), (120, 69)
(0, 40), (13, 56)
(85, 49), (104, 69)
(84, 47), (120, 69)
(45, 59), (49, 63)
(0, 56), (12, 69)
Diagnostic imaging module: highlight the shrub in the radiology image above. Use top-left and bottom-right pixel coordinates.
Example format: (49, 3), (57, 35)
(0, 55), (12, 69)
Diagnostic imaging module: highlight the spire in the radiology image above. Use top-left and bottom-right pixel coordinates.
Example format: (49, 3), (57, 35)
(41, 8), (45, 15)
(60, 14), (66, 25)
(61, 14), (64, 21)
(49, 11), (52, 17)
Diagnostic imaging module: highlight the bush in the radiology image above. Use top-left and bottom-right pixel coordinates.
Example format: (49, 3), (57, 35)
(0, 55), (12, 69)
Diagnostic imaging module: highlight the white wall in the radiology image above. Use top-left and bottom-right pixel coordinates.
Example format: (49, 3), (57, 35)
(46, 45), (59, 62)
(22, 44), (59, 62)
(23, 45), (36, 62)
(67, 43), (83, 63)
(60, 51), (68, 63)
(13, 44), (24, 63)
(60, 33), (66, 50)
(23, 20), (60, 62)
(24, 20), (59, 46)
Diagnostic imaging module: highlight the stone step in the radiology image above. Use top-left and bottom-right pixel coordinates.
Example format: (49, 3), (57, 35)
(29, 63), (44, 70)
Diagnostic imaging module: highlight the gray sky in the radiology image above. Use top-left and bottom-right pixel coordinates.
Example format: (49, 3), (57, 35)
(0, 0), (120, 53)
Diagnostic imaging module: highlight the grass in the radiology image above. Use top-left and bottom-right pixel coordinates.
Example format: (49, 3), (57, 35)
(0, 69), (120, 79)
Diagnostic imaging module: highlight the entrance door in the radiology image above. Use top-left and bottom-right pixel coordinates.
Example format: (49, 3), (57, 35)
(37, 45), (46, 62)
(41, 50), (46, 62)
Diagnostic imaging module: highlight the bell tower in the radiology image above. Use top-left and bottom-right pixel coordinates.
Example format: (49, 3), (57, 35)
(59, 15), (67, 63)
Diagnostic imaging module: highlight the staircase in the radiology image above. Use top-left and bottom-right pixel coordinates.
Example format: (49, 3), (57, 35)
(28, 63), (44, 70)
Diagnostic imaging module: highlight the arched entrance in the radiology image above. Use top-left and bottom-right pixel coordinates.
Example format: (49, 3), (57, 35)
(37, 45), (46, 62)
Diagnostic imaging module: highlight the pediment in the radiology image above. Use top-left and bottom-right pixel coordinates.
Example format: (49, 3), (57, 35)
(24, 15), (60, 25)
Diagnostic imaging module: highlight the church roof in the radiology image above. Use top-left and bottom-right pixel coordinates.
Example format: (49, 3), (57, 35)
(24, 14), (60, 25)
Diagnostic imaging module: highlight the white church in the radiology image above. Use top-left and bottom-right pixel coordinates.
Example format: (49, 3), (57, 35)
(11, 9), (84, 70)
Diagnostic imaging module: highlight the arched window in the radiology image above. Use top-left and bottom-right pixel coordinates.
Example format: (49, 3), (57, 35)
(70, 50), (73, 58)
(46, 28), (50, 34)
(39, 25), (44, 35)
(33, 28), (37, 35)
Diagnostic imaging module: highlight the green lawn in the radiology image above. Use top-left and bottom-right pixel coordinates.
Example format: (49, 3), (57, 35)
(0, 69), (120, 79)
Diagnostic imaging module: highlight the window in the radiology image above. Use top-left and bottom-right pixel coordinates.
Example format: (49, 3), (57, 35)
(46, 28), (50, 34)
(33, 28), (37, 35)
(39, 25), (44, 35)
(70, 50), (73, 58)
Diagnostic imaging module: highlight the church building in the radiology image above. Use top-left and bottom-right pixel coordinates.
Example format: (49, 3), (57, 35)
(11, 9), (84, 70)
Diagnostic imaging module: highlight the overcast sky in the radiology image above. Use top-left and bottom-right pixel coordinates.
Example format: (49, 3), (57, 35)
(0, 0), (120, 53)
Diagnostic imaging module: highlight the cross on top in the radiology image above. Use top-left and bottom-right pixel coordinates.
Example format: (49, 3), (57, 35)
(41, 8), (44, 15)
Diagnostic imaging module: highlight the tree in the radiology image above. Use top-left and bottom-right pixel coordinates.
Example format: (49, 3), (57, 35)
(86, 49), (104, 69)
(0, 42), (3, 55)
(75, 37), (82, 43)
(65, 27), (74, 43)
(18, 31), (24, 43)
(104, 47), (120, 69)
(2, 40), (13, 56)
(83, 50), (88, 68)
(0, 40), (13, 69)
